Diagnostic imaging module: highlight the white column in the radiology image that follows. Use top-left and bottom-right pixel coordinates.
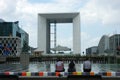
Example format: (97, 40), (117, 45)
(73, 14), (81, 54)
(38, 15), (47, 54)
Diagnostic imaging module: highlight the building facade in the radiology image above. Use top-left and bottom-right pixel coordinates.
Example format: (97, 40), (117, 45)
(98, 35), (109, 55)
(37, 12), (80, 54)
(0, 20), (29, 56)
(109, 34), (120, 55)
(97, 34), (120, 56)
(0, 37), (21, 56)
(86, 46), (98, 56)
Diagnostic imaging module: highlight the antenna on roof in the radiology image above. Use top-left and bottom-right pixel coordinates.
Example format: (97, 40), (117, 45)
(114, 24), (118, 35)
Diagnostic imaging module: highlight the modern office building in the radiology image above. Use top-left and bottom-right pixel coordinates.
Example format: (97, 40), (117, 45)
(86, 46), (98, 56)
(0, 37), (21, 56)
(0, 20), (29, 56)
(97, 34), (120, 56)
(98, 35), (109, 55)
(109, 34), (120, 55)
(37, 12), (80, 54)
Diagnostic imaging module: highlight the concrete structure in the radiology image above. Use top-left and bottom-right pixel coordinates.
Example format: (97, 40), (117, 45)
(20, 54), (29, 66)
(37, 13), (80, 54)
(98, 35), (110, 55)
(86, 46), (98, 56)
(0, 72), (120, 80)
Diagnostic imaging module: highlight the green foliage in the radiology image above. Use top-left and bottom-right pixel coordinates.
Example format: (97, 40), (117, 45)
(22, 40), (30, 53)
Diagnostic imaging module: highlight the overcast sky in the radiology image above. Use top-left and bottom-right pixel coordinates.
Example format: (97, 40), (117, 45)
(0, 0), (120, 54)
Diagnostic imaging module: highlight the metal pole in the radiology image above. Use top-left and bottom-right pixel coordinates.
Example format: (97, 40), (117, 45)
(114, 35), (115, 63)
(54, 21), (56, 54)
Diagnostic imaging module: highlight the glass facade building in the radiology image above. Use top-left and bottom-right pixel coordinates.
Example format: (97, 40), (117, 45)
(86, 46), (98, 56)
(109, 34), (120, 55)
(0, 20), (29, 56)
(97, 34), (120, 56)
(0, 22), (12, 36)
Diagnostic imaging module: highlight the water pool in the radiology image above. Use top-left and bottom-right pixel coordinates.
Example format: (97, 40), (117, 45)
(0, 62), (120, 72)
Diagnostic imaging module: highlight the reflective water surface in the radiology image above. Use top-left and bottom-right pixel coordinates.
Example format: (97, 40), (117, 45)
(0, 62), (120, 72)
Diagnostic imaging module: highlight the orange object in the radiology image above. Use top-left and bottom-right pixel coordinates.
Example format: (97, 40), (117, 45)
(90, 72), (94, 76)
(56, 72), (60, 76)
(73, 72), (77, 75)
(107, 72), (112, 76)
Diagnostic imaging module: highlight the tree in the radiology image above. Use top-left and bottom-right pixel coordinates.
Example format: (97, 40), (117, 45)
(22, 40), (30, 53)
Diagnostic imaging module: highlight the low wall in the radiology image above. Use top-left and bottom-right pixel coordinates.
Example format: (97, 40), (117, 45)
(19, 76), (120, 80)
(0, 56), (6, 63)
(1, 72), (120, 80)
(2, 72), (120, 76)
(5, 55), (120, 64)
(20, 54), (29, 66)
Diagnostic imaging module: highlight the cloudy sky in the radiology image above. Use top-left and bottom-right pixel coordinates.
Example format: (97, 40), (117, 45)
(0, 0), (120, 54)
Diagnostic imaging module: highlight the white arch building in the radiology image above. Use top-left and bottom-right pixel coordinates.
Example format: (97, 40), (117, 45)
(37, 12), (80, 54)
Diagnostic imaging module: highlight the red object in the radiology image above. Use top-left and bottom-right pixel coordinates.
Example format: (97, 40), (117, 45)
(4, 72), (9, 75)
(39, 72), (43, 76)
(56, 72), (60, 76)
(22, 72), (26, 76)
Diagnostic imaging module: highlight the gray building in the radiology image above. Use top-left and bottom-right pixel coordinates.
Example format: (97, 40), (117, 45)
(98, 35), (109, 55)
(109, 34), (120, 55)
(0, 20), (29, 56)
(86, 46), (98, 56)
(97, 34), (120, 56)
